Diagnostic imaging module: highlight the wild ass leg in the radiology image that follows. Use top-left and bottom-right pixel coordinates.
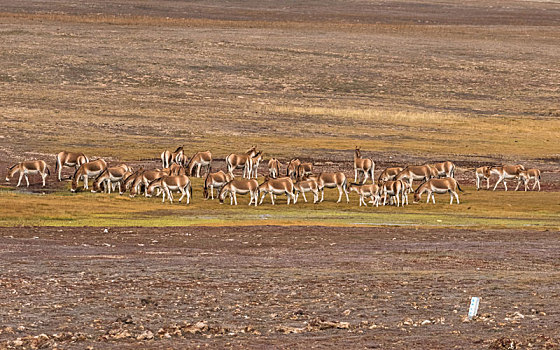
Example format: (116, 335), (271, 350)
(493, 176), (504, 191)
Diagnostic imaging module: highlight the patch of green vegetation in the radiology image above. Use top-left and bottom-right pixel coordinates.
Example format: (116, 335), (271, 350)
(1, 181), (558, 230)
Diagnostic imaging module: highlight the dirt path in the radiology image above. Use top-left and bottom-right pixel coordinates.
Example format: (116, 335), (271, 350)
(1, 226), (558, 348)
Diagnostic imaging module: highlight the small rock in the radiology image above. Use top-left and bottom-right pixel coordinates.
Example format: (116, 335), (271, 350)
(403, 317), (414, 326)
(136, 330), (154, 340)
(421, 320), (432, 325)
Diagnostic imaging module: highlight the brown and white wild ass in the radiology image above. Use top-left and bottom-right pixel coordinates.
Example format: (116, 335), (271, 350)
(160, 175), (192, 204)
(515, 168), (541, 191)
(296, 162), (313, 180)
(55, 151), (89, 181)
(71, 159), (107, 192)
(353, 147), (375, 184)
(490, 165), (525, 191)
(348, 183), (380, 207)
(161, 146), (185, 169)
(293, 177), (320, 204)
(268, 158), (281, 178)
(377, 167), (403, 183)
(6, 160), (50, 187)
(185, 151), (212, 178)
(431, 161), (456, 178)
(316, 172), (349, 203)
(129, 168), (170, 197)
(247, 151), (263, 179)
(475, 166), (492, 190)
(258, 176), (295, 205)
(395, 165), (437, 188)
(379, 180), (405, 207)
(91, 164), (132, 193)
(413, 178), (463, 205)
(286, 159), (301, 179)
(225, 146), (258, 178)
(218, 178), (259, 206)
(203, 170), (234, 199)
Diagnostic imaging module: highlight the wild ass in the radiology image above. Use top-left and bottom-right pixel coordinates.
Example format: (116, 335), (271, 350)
(55, 151), (89, 181)
(161, 146), (185, 169)
(475, 166), (492, 190)
(248, 151), (263, 179)
(71, 159), (107, 192)
(377, 167), (404, 183)
(186, 151), (212, 178)
(91, 164), (132, 193)
(515, 168), (541, 191)
(225, 146), (258, 178)
(379, 180), (405, 207)
(218, 178), (259, 206)
(293, 177), (320, 204)
(168, 163), (187, 176)
(395, 165), (437, 188)
(286, 159), (301, 179)
(348, 183), (381, 207)
(431, 161), (456, 178)
(258, 176), (295, 205)
(268, 158), (281, 178)
(490, 165), (525, 191)
(129, 169), (170, 197)
(6, 160), (50, 187)
(353, 147), (375, 184)
(414, 178), (463, 205)
(316, 172), (349, 203)
(203, 170), (234, 199)
(160, 175), (192, 204)
(296, 163), (313, 180)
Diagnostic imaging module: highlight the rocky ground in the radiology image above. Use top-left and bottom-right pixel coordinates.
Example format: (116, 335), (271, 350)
(1, 226), (559, 349)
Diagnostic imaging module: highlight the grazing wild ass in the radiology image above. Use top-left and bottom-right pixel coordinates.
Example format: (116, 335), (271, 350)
(395, 165), (437, 188)
(379, 180), (405, 207)
(71, 159), (107, 192)
(203, 170), (234, 199)
(6, 160), (50, 187)
(55, 151), (89, 181)
(258, 176), (295, 205)
(91, 164), (132, 193)
(160, 175), (192, 204)
(431, 161), (456, 178)
(185, 151), (212, 178)
(515, 168), (541, 191)
(293, 177), (320, 204)
(377, 167), (404, 183)
(218, 178), (259, 206)
(348, 183), (380, 207)
(414, 178), (463, 205)
(129, 168), (170, 197)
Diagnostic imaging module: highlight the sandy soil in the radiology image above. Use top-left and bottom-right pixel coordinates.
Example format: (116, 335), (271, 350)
(0, 226), (559, 349)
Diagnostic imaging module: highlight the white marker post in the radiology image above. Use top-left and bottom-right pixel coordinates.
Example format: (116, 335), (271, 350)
(468, 297), (480, 319)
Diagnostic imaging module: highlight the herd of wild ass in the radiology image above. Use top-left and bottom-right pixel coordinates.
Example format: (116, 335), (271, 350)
(6, 146), (542, 206)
